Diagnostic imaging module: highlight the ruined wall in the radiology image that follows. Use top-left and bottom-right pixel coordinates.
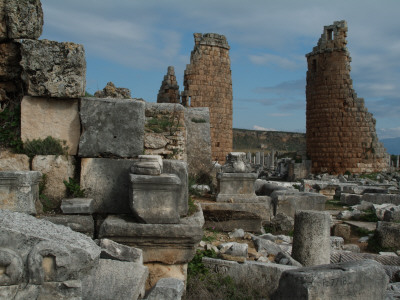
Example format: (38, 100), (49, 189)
(306, 21), (388, 174)
(182, 33), (233, 163)
(157, 66), (180, 104)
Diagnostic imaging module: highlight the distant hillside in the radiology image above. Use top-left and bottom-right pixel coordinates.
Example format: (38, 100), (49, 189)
(381, 137), (400, 155)
(233, 128), (306, 154)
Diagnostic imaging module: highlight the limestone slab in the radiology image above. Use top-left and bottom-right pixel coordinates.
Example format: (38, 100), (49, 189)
(79, 97), (145, 158)
(19, 39), (85, 98)
(21, 96), (80, 155)
(40, 214), (94, 238)
(0, 171), (41, 214)
(0, 149), (29, 171)
(216, 172), (258, 202)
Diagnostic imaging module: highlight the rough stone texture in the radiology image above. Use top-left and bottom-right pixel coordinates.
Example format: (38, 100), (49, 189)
(32, 155), (75, 208)
(145, 277), (185, 300)
(0, 149), (29, 171)
(80, 158), (136, 214)
(252, 236), (282, 256)
(82, 259), (148, 300)
(184, 107), (212, 176)
(306, 21), (388, 174)
(201, 199), (271, 233)
(0, 42), (21, 83)
(94, 81), (131, 99)
(157, 66), (180, 104)
(384, 206), (400, 222)
(271, 260), (388, 300)
(292, 210), (331, 266)
(21, 96), (81, 155)
(79, 97), (145, 158)
(340, 193), (363, 206)
(333, 223), (351, 241)
(39, 214), (94, 238)
(61, 198), (95, 214)
(219, 242), (248, 258)
(203, 257), (298, 298)
(129, 173), (182, 224)
(222, 152), (252, 173)
(98, 238), (143, 264)
(0, 170), (41, 214)
(145, 263), (187, 292)
(362, 193), (400, 205)
(331, 250), (400, 266)
(216, 173), (258, 202)
(376, 221), (400, 249)
(182, 33), (233, 163)
(2, 0), (43, 39)
(269, 213), (294, 233)
(271, 190), (326, 218)
(99, 207), (204, 264)
(19, 39), (86, 98)
(144, 103), (186, 160)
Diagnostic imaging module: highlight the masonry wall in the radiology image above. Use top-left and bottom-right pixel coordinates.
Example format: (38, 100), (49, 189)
(306, 21), (388, 174)
(182, 33), (233, 163)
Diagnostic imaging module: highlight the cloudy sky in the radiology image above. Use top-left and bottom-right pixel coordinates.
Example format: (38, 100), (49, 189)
(41, 0), (400, 139)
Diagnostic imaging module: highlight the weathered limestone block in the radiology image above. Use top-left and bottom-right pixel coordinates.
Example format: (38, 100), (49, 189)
(32, 155), (75, 208)
(82, 259), (148, 300)
(79, 97), (145, 158)
(99, 206), (204, 264)
(2, 0), (43, 40)
(0, 171), (41, 214)
(203, 257), (298, 299)
(271, 190), (326, 218)
(145, 263), (187, 292)
(39, 214), (94, 238)
(376, 221), (400, 249)
(145, 277), (185, 300)
(271, 260), (388, 300)
(19, 39), (85, 97)
(340, 193), (362, 205)
(362, 193), (400, 205)
(61, 198), (95, 214)
(98, 239), (143, 264)
(0, 149), (29, 171)
(216, 173), (258, 202)
(184, 107), (212, 176)
(80, 158), (136, 214)
(21, 96), (81, 155)
(333, 223), (351, 241)
(292, 210), (331, 266)
(383, 206), (400, 222)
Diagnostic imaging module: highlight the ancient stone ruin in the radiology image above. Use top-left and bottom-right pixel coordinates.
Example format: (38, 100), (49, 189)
(157, 66), (180, 104)
(182, 33), (233, 164)
(306, 20), (388, 175)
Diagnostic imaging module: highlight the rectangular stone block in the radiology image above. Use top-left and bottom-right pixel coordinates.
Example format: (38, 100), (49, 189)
(19, 39), (85, 97)
(216, 173), (258, 202)
(79, 98), (145, 158)
(39, 214), (95, 238)
(0, 149), (29, 171)
(21, 96), (81, 155)
(362, 193), (400, 205)
(0, 171), (41, 214)
(61, 198), (94, 215)
(377, 221), (400, 249)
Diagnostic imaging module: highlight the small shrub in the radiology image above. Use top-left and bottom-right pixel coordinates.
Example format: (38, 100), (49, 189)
(188, 249), (217, 278)
(0, 105), (23, 152)
(293, 184), (301, 190)
(188, 196), (198, 216)
(191, 118), (207, 123)
(23, 136), (68, 158)
(63, 177), (86, 198)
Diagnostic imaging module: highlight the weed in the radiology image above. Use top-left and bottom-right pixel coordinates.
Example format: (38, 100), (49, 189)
(264, 224), (276, 234)
(0, 105), (23, 152)
(202, 228), (218, 243)
(354, 227), (373, 237)
(293, 184), (301, 190)
(146, 116), (174, 133)
(63, 177), (86, 198)
(359, 173), (379, 181)
(355, 209), (379, 222)
(187, 249), (217, 278)
(23, 136), (68, 158)
(188, 196), (198, 216)
(191, 118), (207, 123)
(38, 174), (55, 212)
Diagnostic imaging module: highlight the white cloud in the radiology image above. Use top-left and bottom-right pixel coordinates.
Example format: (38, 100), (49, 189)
(253, 125), (277, 131)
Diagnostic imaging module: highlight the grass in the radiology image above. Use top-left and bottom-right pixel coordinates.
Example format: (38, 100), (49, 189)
(359, 173), (380, 181)
(188, 196), (198, 216)
(354, 209), (379, 222)
(23, 136), (68, 158)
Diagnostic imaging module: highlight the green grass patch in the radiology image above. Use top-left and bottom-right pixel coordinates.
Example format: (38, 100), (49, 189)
(23, 136), (68, 158)
(359, 173), (380, 181)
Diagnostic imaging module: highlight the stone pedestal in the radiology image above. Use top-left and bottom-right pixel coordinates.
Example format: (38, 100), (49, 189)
(0, 171), (41, 214)
(216, 173), (258, 202)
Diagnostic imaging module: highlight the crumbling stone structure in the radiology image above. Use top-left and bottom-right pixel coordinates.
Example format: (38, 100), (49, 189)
(306, 21), (388, 174)
(157, 66), (180, 104)
(182, 33), (233, 163)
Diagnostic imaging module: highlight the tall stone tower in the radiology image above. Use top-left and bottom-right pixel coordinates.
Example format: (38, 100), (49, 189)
(306, 21), (388, 174)
(157, 66), (180, 104)
(182, 33), (233, 163)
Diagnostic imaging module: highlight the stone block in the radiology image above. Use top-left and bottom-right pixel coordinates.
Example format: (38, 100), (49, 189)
(376, 221), (400, 249)
(333, 223), (351, 241)
(271, 190), (326, 218)
(271, 260), (388, 300)
(292, 210), (331, 266)
(130, 174), (181, 224)
(32, 155), (76, 208)
(2, 0), (43, 39)
(362, 193), (400, 205)
(132, 155), (163, 175)
(82, 259), (148, 300)
(21, 96), (81, 155)
(98, 238), (143, 264)
(201, 199), (271, 233)
(61, 198), (94, 214)
(39, 214), (94, 238)
(145, 263), (187, 292)
(252, 236), (282, 256)
(98, 208), (204, 264)
(383, 206), (400, 222)
(145, 277), (185, 300)
(340, 193), (362, 205)
(79, 97), (145, 158)
(0, 171), (41, 214)
(216, 172), (258, 202)
(0, 149), (29, 171)
(19, 39), (85, 98)
(80, 158), (136, 214)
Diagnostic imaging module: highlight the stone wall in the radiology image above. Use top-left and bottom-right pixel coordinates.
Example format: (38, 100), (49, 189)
(182, 33), (233, 163)
(306, 21), (388, 174)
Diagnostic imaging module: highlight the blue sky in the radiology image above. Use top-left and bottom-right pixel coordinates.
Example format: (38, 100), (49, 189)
(41, 0), (400, 139)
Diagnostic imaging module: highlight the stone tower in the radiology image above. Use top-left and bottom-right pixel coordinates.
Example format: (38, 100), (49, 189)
(306, 21), (388, 174)
(157, 66), (180, 103)
(182, 33), (233, 163)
